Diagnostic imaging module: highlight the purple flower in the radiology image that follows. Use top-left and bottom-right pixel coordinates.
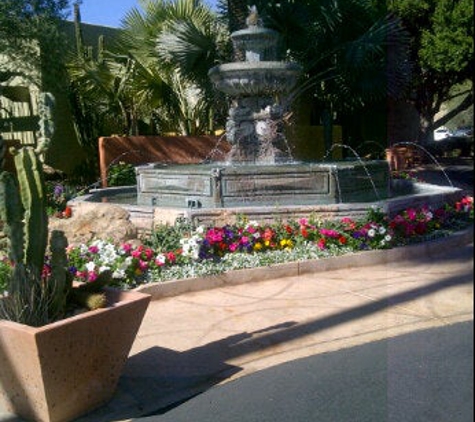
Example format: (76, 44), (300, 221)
(54, 184), (64, 197)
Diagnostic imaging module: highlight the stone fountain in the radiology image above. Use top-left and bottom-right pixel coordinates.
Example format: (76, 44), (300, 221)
(74, 10), (463, 232)
(134, 7), (415, 224)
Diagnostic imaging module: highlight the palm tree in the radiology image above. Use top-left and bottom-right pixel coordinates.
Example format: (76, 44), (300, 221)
(68, 0), (227, 138)
(225, 0), (249, 32)
(152, 0), (230, 133)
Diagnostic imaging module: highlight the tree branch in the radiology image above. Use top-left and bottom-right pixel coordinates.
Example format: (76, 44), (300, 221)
(433, 92), (473, 129)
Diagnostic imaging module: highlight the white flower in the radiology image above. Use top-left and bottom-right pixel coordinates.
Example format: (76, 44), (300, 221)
(378, 226), (386, 234)
(180, 236), (200, 259)
(99, 265), (110, 273)
(112, 269), (126, 279)
(155, 254), (166, 265)
(385, 234), (392, 242)
(195, 225), (206, 234)
(368, 229), (376, 238)
(85, 261), (96, 272)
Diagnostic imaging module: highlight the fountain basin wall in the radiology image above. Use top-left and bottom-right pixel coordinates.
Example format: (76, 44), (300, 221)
(136, 161), (390, 209)
(73, 182), (463, 233)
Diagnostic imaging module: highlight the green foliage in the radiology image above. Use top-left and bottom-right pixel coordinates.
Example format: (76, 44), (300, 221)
(107, 162), (136, 187)
(0, 0), (71, 87)
(0, 259), (11, 294)
(144, 217), (196, 253)
(389, 0), (473, 140)
(420, 0), (473, 73)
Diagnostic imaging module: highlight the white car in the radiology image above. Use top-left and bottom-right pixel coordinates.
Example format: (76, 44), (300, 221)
(433, 127), (452, 141)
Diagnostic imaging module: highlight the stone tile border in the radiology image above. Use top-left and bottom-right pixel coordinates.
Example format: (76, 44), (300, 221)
(134, 226), (473, 301)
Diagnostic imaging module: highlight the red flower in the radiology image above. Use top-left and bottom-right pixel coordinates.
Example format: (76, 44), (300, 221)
(62, 206), (72, 218)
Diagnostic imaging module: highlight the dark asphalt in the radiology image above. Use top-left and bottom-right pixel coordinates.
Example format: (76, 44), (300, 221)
(136, 321), (474, 422)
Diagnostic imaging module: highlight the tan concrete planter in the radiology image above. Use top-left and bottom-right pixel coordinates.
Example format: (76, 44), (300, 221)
(0, 289), (150, 422)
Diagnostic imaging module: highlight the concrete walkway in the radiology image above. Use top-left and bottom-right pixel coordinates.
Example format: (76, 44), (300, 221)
(74, 228), (472, 422)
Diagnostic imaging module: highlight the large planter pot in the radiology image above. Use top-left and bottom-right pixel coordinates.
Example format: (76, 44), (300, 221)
(0, 288), (150, 422)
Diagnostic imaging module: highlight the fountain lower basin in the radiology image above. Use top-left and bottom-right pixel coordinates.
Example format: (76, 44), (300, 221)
(135, 161), (390, 209)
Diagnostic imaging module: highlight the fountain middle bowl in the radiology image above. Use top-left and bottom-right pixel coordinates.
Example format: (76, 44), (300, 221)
(208, 61), (302, 97)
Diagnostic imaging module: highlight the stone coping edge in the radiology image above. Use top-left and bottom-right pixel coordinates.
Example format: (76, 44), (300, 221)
(134, 225), (473, 301)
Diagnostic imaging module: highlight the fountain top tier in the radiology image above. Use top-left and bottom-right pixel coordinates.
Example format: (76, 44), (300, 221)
(230, 5), (281, 62)
(208, 5), (301, 98)
(231, 24), (280, 63)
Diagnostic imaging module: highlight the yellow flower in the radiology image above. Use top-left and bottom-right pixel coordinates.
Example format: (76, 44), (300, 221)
(254, 242), (263, 251)
(280, 239), (293, 249)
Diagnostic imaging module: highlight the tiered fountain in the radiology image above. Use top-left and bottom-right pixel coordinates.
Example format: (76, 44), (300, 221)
(131, 7), (458, 225)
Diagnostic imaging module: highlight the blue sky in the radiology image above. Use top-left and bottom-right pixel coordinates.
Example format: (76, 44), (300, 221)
(77, 0), (218, 27)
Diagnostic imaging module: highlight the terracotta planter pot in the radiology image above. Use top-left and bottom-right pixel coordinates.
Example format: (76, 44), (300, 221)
(0, 289), (150, 422)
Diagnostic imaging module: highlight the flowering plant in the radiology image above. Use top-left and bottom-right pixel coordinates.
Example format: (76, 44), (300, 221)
(64, 240), (182, 287)
(46, 182), (74, 218)
(4, 195), (471, 293)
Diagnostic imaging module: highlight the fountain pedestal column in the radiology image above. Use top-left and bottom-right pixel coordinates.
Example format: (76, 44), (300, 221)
(226, 96), (288, 164)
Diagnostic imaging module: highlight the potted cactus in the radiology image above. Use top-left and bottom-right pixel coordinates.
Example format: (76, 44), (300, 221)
(0, 93), (150, 422)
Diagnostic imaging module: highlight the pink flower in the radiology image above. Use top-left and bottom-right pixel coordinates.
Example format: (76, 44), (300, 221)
(317, 238), (326, 250)
(88, 245), (99, 254)
(138, 260), (148, 271)
(206, 228), (223, 243)
(319, 228), (340, 238)
(121, 243), (132, 254)
(240, 236), (250, 245)
(144, 248), (154, 260)
(131, 248), (143, 258)
(406, 208), (417, 221)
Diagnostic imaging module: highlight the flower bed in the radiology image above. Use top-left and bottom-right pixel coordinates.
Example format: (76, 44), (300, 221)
(0, 196), (473, 294)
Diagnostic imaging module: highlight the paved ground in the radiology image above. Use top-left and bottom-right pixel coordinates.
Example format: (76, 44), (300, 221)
(134, 321), (473, 422)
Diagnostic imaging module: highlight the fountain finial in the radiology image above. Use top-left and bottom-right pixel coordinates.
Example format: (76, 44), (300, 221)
(246, 5), (261, 27)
